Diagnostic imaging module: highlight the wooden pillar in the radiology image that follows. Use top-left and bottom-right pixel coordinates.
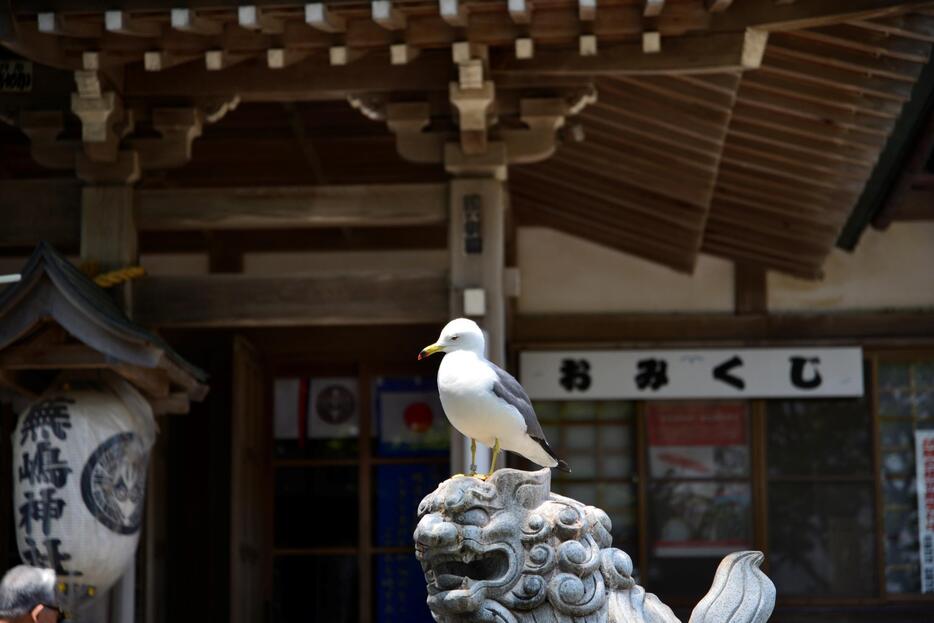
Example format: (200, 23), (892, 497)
(79, 181), (139, 623)
(734, 262), (767, 315)
(446, 147), (507, 474)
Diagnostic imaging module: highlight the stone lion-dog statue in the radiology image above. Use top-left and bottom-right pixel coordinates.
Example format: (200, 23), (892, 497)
(414, 468), (775, 623)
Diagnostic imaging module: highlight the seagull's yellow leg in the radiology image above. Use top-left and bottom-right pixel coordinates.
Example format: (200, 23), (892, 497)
(453, 439), (480, 478)
(483, 438), (501, 479)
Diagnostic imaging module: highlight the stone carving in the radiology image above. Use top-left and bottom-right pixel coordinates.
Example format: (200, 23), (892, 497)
(415, 468), (775, 623)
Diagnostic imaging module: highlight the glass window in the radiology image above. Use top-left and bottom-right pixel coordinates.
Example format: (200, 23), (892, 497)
(646, 402), (752, 598)
(767, 397), (872, 477)
(766, 384), (877, 597)
(878, 359), (934, 595)
(275, 466), (358, 548)
(273, 555), (358, 622)
(769, 483), (876, 596)
(271, 370), (449, 622)
(531, 401), (637, 550)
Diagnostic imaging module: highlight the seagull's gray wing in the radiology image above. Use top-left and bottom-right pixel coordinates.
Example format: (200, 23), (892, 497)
(489, 362), (570, 471)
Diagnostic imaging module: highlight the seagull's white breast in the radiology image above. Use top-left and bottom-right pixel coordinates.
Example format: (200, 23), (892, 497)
(437, 351), (526, 447)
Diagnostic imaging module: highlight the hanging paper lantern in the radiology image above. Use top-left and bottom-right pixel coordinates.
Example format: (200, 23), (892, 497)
(11, 372), (156, 611)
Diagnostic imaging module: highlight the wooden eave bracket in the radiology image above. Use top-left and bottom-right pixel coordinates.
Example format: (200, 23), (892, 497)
(386, 101), (446, 163)
(450, 80), (496, 155)
(444, 141), (507, 180)
(132, 107), (204, 169)
(18, 110), (76, 169)
(500, 97), (569, 164)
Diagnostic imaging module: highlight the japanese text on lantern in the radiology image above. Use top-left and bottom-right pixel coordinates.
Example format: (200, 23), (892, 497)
(16, 398), (82, 577)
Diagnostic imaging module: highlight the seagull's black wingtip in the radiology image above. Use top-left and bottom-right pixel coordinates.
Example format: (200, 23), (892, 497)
(556, 460), (571, 473)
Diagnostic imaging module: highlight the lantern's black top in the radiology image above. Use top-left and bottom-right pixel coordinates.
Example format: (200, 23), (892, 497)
(0, 241), (207, 387)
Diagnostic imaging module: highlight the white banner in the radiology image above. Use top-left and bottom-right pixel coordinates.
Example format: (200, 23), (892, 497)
(916, 430), (934, 593)
(520, 348), (863, 399)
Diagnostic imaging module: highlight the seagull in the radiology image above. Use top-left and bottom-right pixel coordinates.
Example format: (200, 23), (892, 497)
(418, 318), (570, 479)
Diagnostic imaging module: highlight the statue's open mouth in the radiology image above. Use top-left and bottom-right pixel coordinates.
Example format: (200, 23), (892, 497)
(429, 549), (511, 590)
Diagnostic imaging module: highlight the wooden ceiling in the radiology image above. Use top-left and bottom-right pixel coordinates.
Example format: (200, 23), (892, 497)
(514, 8), (934, 279)
(1, 2), (933, 279)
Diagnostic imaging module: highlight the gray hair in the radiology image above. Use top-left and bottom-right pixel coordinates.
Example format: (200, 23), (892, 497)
(0, 565), (58, 618)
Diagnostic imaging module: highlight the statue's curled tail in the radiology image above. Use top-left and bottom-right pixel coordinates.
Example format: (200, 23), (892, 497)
(689, 551), (775, 623)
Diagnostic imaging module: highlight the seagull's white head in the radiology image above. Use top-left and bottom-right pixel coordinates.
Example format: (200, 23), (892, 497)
(418, 318), (485, 360)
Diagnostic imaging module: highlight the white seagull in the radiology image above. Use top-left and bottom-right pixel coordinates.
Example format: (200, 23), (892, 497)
(418, 318), (570, 478)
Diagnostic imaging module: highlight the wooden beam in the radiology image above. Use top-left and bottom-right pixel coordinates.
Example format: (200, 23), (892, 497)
(205, 49), (252, 71)
(113, 364), (171, 398)
(144, 50), (199, 72)
(372, 0), (406, 30)
(150, 392), (190, 415)
(170, 9), (222, 35)
(130, 271), (449, 327)
(37, 12), (102, 37)
(734, 263), (767, 314)
(508, 0), (531, 24)
(439, 0), (468, 27)
(305, 3), (346, 32)
(0, 181), (452, 254)
(710, 0), (930, 32)
(643, 0), (665, 18)
(390, 43), (420, 65)
(104, 11), (160, 37)
(124, 50), (456, 99)
(705, 0), (734, 12)
(494, 29), (767, 74)
(579, 0), (597, 21)
(136, 184), (447, 230)
(0, 343), (109, 369)
(513, 311), (934, 346)
(237, 5), (284, 34)
(642, 31), (661, 53)
(267, 48), (309, 69)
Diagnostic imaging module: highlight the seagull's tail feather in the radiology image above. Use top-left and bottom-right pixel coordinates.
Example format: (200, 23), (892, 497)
(556, 459), (571, 473)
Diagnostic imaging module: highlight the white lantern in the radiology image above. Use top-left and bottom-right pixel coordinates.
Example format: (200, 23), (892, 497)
(12, 372), (156, 609)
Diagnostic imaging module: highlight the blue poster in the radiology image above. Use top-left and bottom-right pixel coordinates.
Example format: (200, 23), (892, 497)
(375, 464), (447, 622)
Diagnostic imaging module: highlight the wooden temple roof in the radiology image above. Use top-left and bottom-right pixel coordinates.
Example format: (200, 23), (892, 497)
(0, 242), (208, 409)
(0, 1), (932, 279)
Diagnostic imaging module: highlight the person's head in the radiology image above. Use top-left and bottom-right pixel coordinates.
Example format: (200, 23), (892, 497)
(0, 566), (62, 623)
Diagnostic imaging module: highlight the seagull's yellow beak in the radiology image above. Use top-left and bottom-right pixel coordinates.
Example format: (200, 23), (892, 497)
(418, 342), (444, 360)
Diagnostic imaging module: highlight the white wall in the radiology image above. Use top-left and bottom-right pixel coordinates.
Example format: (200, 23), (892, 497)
(769, 222), (934, 312)
(517, 227), (734, 313)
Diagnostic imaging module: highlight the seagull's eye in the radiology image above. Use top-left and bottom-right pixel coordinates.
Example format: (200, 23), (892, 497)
(450, 335), (460, 341)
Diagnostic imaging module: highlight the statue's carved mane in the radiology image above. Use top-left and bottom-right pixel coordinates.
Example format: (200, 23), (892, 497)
(415, 468), (774, 623)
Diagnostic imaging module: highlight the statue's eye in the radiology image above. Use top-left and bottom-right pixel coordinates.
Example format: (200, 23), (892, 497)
(457, 507), (489, 526)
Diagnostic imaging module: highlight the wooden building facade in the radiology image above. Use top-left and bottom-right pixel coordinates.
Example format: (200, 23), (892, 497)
(1, 0), (934, 621)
